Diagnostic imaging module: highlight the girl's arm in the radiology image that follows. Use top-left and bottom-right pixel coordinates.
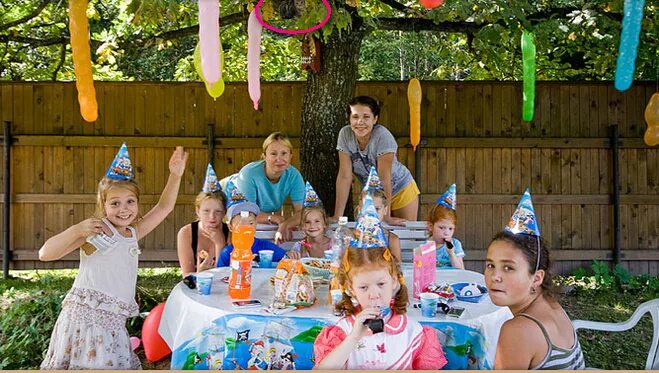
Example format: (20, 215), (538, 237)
(389, 232), (402, 263)
(332, 152), (353, 220)
(376, 152), (395, 204)
(39, 218), (105, 261)
(276, 203), (302, 244)
(176, 225), (196, 277)
(494, 318), (541, 369)
(136, 147), (188, 239)
(448, 249), (465, 269)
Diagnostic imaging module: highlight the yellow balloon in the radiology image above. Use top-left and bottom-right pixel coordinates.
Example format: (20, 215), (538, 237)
(644, 93), (659, 146)
(69, 0), (97, 122)
(194, 41), (225, 99)
(407, 78), (422, 151)
(205, 79), (225, 100)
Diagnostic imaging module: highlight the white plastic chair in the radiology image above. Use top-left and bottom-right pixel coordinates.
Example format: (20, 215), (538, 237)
(572, 298), (659, 370)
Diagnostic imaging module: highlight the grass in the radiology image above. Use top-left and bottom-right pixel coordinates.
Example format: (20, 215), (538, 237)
(0, 267), (656, 369)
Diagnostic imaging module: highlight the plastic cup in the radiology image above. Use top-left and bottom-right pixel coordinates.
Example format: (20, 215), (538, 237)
(420, 292), (439, 318)
(324, 250), (334, 260)
(196, 273), (213, 295)
(259, 250), (274, 268)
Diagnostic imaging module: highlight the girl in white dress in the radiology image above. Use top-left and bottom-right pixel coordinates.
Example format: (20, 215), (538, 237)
(39, 144), (188, 370)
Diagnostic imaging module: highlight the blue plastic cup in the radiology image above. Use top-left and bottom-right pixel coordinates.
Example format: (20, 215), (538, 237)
(259, 250), (274, 268)
(324, 250), (334, 260)
(420, 292), (439, 318)
(196, 273), (213, 295)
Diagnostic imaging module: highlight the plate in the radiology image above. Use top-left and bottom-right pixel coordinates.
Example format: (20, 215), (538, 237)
(451, 282), (488, 303)
(300, 258), (332, 279)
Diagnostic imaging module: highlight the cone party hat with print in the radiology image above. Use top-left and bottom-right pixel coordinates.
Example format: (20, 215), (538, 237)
(504, 188), (541, 237)
(202, 163), (222, 193)
(350, 192), (388, 249)
(224, 179), (260, 219)
(303, 181), (322, 208)
(435, 183), (456, 210)
(363, 166), (384, 192)
(105, 143), (134, 180)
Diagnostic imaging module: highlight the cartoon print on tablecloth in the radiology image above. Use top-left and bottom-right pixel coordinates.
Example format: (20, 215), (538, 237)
(422, 321), (489, 370)
(175, 323), (226, 370)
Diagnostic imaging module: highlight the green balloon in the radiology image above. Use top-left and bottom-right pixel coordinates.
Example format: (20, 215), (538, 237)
(521, 30), (536, 122)
(194, 42), (225, 99)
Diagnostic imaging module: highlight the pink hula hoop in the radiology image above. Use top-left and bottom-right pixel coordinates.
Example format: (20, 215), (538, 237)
(254, 0), (332, 35)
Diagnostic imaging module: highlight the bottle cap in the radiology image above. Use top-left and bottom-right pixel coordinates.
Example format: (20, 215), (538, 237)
(240, 211), (249, 218)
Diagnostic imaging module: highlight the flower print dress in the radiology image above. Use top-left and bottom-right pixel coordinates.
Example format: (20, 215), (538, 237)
(41, 218), (142, 370)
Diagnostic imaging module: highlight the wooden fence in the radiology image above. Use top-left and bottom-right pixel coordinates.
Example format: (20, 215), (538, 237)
(0, 81), (656, 274)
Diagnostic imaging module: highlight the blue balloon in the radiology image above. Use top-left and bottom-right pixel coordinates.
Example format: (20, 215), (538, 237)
(614, 0), (645, 92)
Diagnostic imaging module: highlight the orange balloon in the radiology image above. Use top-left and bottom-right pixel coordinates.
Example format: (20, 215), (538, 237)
(407, 78), (422, 151)
(644, 93), (659, 146)
(69, 0), (98, 122)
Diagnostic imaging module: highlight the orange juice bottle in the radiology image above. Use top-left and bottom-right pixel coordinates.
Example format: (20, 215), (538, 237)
(228, 211), (255, 300)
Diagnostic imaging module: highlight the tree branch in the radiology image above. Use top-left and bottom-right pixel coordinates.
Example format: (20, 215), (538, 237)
(374, 18), (482, 34)
(51, 42), (66, 81)
(0, 0), (51, 31)
(376, 0), (417, 15)
(0, 35), (66, 47)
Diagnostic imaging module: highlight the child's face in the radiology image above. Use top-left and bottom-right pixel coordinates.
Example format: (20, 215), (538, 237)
(349, 267), (397, 310)
(430, 219), (455, 242)
(104, 187), (139, 228)
(302, 210), (326, 238)
(197, 199), (225, 229)
(372, 196), (388, 221)
(484, 240), (540, 308)
(229, 212), (257, 231)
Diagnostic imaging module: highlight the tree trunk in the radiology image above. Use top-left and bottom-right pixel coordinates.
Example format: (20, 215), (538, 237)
(300, 20), (365, 219)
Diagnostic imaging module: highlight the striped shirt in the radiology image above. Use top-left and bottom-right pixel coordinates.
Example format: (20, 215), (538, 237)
(519, 313), (586, 370)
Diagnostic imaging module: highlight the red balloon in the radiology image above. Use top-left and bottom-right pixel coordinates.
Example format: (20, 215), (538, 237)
(419, 0), (444, 9)
(142, 303), (171, 362)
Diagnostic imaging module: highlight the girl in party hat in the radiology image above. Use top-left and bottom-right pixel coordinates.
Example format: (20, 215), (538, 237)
(314, 193), (447, 370)
(485, 189), (585, 370)
(290, 182), (332, 258)
(357, 166), (401, 262)
(176, 163), (229, 277)
(427, 184), (465, 269)
(39, 144), (188, 369)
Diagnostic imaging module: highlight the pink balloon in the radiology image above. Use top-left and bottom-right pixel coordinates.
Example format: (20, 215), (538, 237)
(198, 0), (221, 85)
(247, 10), (262, 111)
(130, 336), (141, 351)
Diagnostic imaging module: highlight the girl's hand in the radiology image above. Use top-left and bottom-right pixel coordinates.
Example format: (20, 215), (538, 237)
(200, 223), (224, 248)
(77, 218), (105, 238)
(268, 214), (285, 225)
(349, 307), (382, 341)
(169, 146), (189, 177)
(197, 250), (214, 271)
(384, 215), (407, 227)
(286, 250), (301, 260)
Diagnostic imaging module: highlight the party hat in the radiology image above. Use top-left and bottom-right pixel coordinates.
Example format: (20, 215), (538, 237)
(303, 181), (322, 208)
(201, 163), (222, 193)
(362, 166), (384, 192)
(105, 143), (134, 180)
(435, 183), (456, 210)
(505, 188), (541, 237)
(350, 192), (388, 249)
(224, 179), (260, 220)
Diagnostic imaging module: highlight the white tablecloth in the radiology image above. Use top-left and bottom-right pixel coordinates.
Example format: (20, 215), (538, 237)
(159, 266), (512, 369)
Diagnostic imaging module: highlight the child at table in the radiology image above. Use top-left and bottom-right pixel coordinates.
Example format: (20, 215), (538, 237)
(39, 144), (188, 369)
(428, 184), (465, 269)
(290, 182), (331, 258)
(485, 189), (585, 370)
(217, 180), (290, 267)
(314, 193), (447, 370)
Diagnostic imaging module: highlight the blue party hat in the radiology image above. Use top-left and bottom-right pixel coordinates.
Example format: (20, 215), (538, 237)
(105, 143), (134, 180)
(436, 184), (456, 210)
(362, 166), (384, 192)
(303, 181), (322, 208)
(350, 193), (388, 249)
(201, 163), (222, 193)
(505, 188), (541, 237)
(224, 179), (260, 220)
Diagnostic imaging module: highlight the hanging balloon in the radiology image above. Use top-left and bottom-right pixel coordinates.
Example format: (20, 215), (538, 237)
(407, 78), (422, 151)
(198, 0), (221, 86)
(521, 30), (536, 122)
(194, 42), (225, 100)
(614, 0), (645, 92)
(247, 10), (262, 110)
(644, 93), (659, 146)
(419, 0), (444, 9)
(69, 0), (98, 122)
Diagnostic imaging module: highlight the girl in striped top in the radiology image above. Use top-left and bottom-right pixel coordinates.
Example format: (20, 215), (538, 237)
(484, 191), (585, 370)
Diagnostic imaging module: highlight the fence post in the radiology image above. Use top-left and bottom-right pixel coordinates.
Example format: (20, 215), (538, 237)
(609, 124), (621, 266)
(3, 121), (11, 279)
(207, 123), (215, 166)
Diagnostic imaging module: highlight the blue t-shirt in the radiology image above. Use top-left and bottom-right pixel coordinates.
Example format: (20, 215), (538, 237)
(436, 238), (465, 268)
(234, 160), (305, 212)
(217, 238), (287, 267)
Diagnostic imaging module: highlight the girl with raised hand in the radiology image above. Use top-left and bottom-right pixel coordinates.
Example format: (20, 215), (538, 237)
(314, 193), (446, 370)
(39, 144), (188, 369)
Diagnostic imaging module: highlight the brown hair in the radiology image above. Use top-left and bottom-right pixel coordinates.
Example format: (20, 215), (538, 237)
(262, 132), (293, 155)
(194, 190), (227, 213)
(336, 246), (408, 316)
(490, 231), (557, 300)
(348, 96), (381, 117)
(94, 177), (142, 224)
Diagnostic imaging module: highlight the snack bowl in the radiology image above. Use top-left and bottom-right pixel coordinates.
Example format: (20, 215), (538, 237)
(300, 258), (332, 279)
(450, 282), (488, 303)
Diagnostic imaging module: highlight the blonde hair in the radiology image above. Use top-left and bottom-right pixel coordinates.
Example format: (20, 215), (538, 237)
(262, 132), (293, 155)
(195, 190), (227, 212)
(300, 205), (328, 228)
(336, 246), (408, 316)
(94, 177), (142, 224)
